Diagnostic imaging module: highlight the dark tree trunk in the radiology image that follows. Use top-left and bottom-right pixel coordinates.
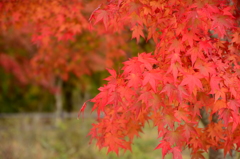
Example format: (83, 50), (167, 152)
(63, 80), (74, 113)
(55, 77), (63, 125)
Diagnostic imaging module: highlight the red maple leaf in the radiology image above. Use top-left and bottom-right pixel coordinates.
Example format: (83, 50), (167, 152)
(180, 73), (203, 95)
(127, 73), (142, 88)
(155, 140), (171, 159)
(170, 147), (183, 159)
(142, 69), (162, 92)
(94, 10), (109, 29)
(131, 25), (145, 43)
(186, 47), (204, 65)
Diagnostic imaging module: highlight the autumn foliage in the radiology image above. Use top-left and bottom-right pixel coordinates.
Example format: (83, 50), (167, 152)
(81, 0), (240, 158)
(0, 0), (130, 89)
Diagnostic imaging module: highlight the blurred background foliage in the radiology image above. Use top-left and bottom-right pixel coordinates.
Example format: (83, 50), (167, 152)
(0, 22), (153, 113)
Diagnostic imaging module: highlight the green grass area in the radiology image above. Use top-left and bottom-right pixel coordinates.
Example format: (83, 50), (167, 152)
(0, 116), (194, 159)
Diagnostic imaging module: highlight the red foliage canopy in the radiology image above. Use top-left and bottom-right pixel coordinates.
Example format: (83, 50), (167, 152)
(82, 0), (240, 158)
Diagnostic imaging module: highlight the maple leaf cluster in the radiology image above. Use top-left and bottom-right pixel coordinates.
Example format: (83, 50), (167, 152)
(83, 0), (240, 158)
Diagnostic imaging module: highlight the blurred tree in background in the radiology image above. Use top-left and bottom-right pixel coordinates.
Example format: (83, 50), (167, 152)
(0, 0), (153, 113)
